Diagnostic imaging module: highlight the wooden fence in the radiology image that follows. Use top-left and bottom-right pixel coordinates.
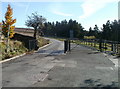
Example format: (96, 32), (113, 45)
(79, 39), (120, 55)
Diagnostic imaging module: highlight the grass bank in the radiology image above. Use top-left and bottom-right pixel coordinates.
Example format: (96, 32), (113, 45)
(37, 37), (49, 47)
(0, 37), (49, 61)
(0, 40), (28, 60)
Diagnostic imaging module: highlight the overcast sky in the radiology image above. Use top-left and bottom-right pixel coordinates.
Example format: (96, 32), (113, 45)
(1, 0), (119, 30)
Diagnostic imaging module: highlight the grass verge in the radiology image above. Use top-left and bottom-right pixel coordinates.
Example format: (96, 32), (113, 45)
(37, 37), (50, 47)
(0, 37), (49, 61)
(0, 40), (28, 60)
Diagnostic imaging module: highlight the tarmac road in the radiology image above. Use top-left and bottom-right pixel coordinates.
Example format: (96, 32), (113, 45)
(32, 44), (119, 88)
(2, 38), (119, 88)
(2, 38), (64, 87)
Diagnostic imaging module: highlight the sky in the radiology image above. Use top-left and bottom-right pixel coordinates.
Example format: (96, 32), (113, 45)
(1, 0), (119, 30)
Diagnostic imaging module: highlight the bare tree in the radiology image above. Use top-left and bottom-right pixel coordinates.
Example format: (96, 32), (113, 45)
(25, 12), (46, 38)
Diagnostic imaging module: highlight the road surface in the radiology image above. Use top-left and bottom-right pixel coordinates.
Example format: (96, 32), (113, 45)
(2, 38), (119, 88)
(2, 38), (64, 87)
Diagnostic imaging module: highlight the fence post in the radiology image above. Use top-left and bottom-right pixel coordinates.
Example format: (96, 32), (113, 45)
(88, 40), (90, 46)
(117, 42), (119, 54)
(111, 42), (113, 51)
(118, 43), (120, 56)
(115, 42), (117, 53)
(85, 39), (87, 45)
(86, 39), (88, 45)
(90, 39), (92, 46)
(99, 39), (102, 52)
(94, 39), (96, 47)
(105, 41), (107, 51)
(103, 40), (105, 52)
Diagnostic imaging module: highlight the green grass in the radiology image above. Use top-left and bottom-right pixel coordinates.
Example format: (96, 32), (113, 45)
(37, 37), (50, 47)
(56, 38), (65, 41)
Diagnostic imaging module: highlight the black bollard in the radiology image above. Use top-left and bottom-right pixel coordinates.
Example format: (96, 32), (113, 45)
(64, 40), (68, 53)
(68, 40), (71, 51)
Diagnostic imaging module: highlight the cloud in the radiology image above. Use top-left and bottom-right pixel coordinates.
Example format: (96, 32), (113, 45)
(10, 2), (30, 15)
(25, 1), (31, 15)
(53, 10), (73, 16)
(49, 2), (73, 16)
(79, 0), (118, 19)
(10, 2), (27, 7)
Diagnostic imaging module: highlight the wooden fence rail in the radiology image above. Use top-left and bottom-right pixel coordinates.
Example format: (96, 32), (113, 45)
(79, 39), (120, 55)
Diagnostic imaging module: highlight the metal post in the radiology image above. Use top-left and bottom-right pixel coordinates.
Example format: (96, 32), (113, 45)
(68, 40), (71, 51)
(64, 40), (68, 53)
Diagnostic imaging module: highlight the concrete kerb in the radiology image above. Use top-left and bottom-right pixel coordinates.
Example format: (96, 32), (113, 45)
(35, 42), (52, 52)
(0, 53), (26, 63)
(0, 42), (52, 64)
